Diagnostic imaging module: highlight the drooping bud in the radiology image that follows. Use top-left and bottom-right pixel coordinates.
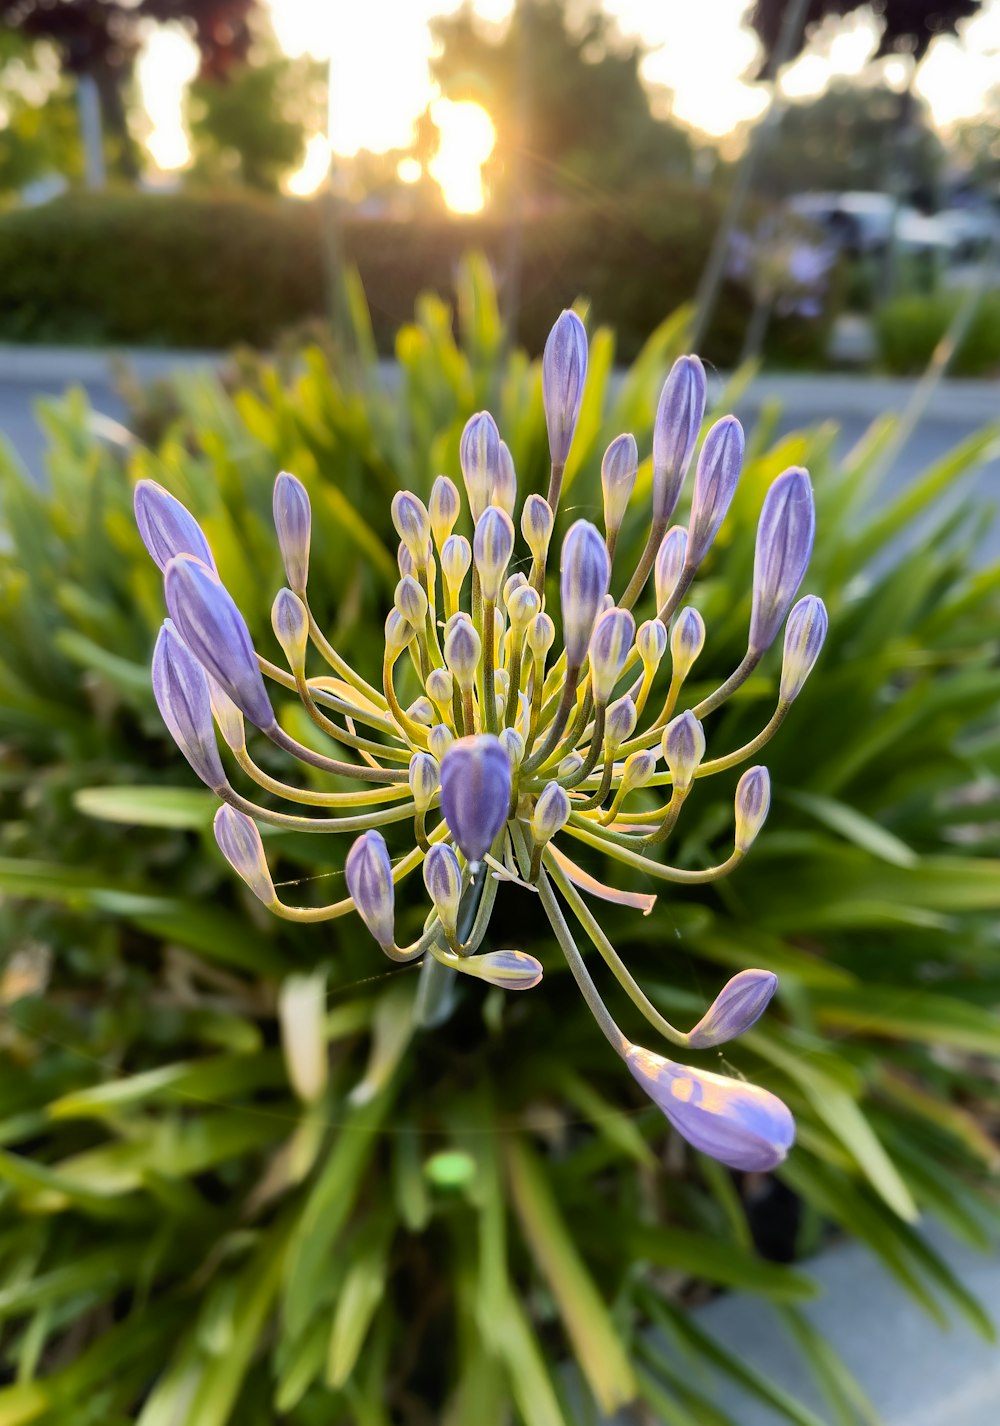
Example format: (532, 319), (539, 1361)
(406, 696), (435, 726)
(473, 507), (515, 602)
(625, 1043), (795, 1172)
(395, 574), (428, 628)
(557, 750), (584, 780)
(670, 607), (706, 684)
(601, 433), (639, 544)
(493, 441), (517, 516)
(134, 479), (216, 574)
(560, 520), (610, 668)
(522, 494), (554, 563)
(542, 309), (588, 468)
(384, 608), (413, 660)
(345, 830), (396, 949)
(687, 969), (779, 1049)
(500, 726), (525, 769)
(271, 588), (309, 674)
(532, 782), (571, 846)
(423, 844), (463, 943)
(207, 673), (246, 753)
(409, 752), (439, 812)
(605, 694), (637, 750)
(213, 804), (275, 905)
(687, 415), (743, 568)
(661, 710), (705, 791)
(654, 526), (688, 613)
(588, 607), (635, 704)
(391, 491), (432, 566)
(273, 471), (311, 594)
(152, 621), (228, 792)
(620, 748), (657, 795)
(780, 595), (828, 704)
(440, 734), (511, 866)
(652, 355), (706, 523)
(164, 554), (274, 731)
(460, 411), (501, 521)
(526, 611), (555, 661)
(425, 667), (454, 711)
(441, 534), (472, 601)
(444, 618), (482, 693)
(444, 948), (544, 991)
(750, 468), (816, 655)
(429, 475), (461, 550)
(735, 766), (771, 853)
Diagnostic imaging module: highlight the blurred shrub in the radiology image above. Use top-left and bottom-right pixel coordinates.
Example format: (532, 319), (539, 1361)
(0, 260), (999, 1423)
(876, 290), (1000, 375)
(0, 187), (832, 363)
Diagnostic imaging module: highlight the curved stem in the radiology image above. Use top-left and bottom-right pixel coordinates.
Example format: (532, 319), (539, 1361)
(304, 600), (388, 710)
(693, 649), (761, 719)
(267, 723), (409, 784)
(522, 668), (580, 772)
(234, 745), (412, 808)
(619, 516), (667, 611)
(564, 815), (744, 883)
(258, 656), (394, 734)
(222, 785), (421, 834)
(294, 673), (411, 763)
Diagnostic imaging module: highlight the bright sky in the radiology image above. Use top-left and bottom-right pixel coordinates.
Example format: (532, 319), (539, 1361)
(140, 0), (1000, 209)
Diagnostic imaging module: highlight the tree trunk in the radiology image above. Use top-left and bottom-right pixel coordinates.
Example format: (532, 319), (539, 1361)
(94, 64), (139, 183)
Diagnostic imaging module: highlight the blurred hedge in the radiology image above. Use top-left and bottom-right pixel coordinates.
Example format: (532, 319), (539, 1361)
(0, 187), (832, 363)
(875, 291), (1000, 376)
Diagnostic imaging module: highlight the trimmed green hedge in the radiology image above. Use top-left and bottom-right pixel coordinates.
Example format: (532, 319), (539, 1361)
(0, 187), (832, 362)
(875, 291), (1000, 376)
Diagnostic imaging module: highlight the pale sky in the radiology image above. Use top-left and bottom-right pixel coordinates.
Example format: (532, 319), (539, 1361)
(139, 0), (1000, 209)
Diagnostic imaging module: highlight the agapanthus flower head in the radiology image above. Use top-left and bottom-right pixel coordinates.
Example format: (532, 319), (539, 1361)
(142, 307), (825, 1177)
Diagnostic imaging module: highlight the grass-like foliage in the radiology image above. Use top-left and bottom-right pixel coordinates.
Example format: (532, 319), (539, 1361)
(1, 258), (1000, 1424)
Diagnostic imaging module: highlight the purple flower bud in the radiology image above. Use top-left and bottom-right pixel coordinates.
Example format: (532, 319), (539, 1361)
(652, 355), (706, 523)
(444, 618), (481, 691)
(345, 830), (396, 948)
(273, 471), (311, 594)
(207, 673), (246, 753)
(134, 480), (216, 575)
(397, 541), (415, 578)
(626, 1043), (795, 1171)
(780, 595), (828, 704)
(391, 491), (432, 563)
(526, 611), (555, 660)
(687, 415), (743, 567)
(588, 607), (635, 704)
(423, 843), (462, 941)
(560, 520), (610, 669)
(384, 609), (413, 659)
(670, 607), (705, 683)
(473, 506), (515, 603)
(493, 441), (517, 516)
(661, 710), (705, 791)
(429, 475), (461, 549)
(395, 574), (428, 627)
(428, 724), (455, 761)
(441, 534), (472, 595)
(542, 309), (588, 467)
(621, 748), (657, 793)
(406, 696), (435, 726)
(532, 781), (571, 844)
(500, 726), (525, 768)
(448, 948), (543, 991)
(425, 667), (454, 708)
(636, 619), (668, 670)
(654, 526), (688, 613)
(557, 750), (584, 779)
(460, 412), (501, 521)
(506, 583), (540, 634)
(440, 734), (511, 866)
(687, 969), (779, 1049)
(152, 621), (228, 793)
(750, 468), (816, 655)
(601, 433), (638, 539)
(605, 694), (637, 749)
(735, 766), (771, 853)
(521, 494), (554, 562)
(164, 555), (275, 731)
(271, 588), (309, 672)
(213, 805), (274, 905)
(408, 751), (439, 812)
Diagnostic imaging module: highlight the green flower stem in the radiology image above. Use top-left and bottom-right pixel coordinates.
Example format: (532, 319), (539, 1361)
(693, 648), (762, 719)
(543, 851), (689, 1048)
(414, 858), (490, 1028)
(640, 786), (690, 846)
(656, 562), (697, 626)
(559, 703), (606, 787)
(483, 599), (498, 733)
(572, 747), (616, 812)
(545, 459), (566, 516)
(382, 655), (432, 750)
(222, 785), (422, 834)
(619, 516), (667, 610)
(294, 673), (412, 763)
(472, 566), (485, 711)
(563, 814), (744, 882)
(268, 723), (410, 784)
(233, 745), (414, 808)
(258, 656), (395, 735)
(503, 643), (524, 728)
(304, 599), (388, 710)
(269, 827), (439, 925)
(522, 668), (581, 773)
(418, 568), (445, 668)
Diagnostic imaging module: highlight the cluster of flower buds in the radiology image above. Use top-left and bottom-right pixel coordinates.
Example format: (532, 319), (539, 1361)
(136, 309), (828, 1175)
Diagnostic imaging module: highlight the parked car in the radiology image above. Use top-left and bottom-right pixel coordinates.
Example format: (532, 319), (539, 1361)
(788, 191), (956, 259)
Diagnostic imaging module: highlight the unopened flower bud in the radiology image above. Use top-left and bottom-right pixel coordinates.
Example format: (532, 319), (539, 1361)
(214, 805), (275, 905)
(493, 441), (517, 515)
(652, 354), (706, 523)
(152, 621), (228, 792)
(423, 844), (462, 942)
(750, 468), (816, 655)
(460, 411), (501, 521)
(444, 618), (482, 691)
(429, 475), (461, 549)
(543, 309), (588, 470)
(271, 588), (309, 673)
(440, 734), (511, 866)
(670, 607), (705, 684)
(560, 520), (610, 668)
(522, 494), (554, 562)
(588, 607), (635, 705)
(688, 415), (743, 568)
(384, 608), (413, 659)
(526, 611), (555, 660)
(661, 710), (705, 791)
(654, 526), (688, 613)
(621, 749), (657, 796)
(473, 507), (515, 602)
(425, 667), (454, 709)
(735, 766), (770, 853)
(636, 619), (668, 672)
(391, 491), (432, 565)
(134, 479), (216, 574)
(446, 948), (543, 991)
(346, 830), (396, 948)
(409, 752), (439, 811)
(406, 696), (435, 726)
(605, 695), (637, 750)
(429, 724), (455, 760)
(395, 574), (428, 627)
(780, 595), (827, 704)
(165, 554), (274, 732)
(207, 674), (246, 753)
(441, 533), (472, 599)
(532, 782), (571, 845)
(397, 542), (415, 578)
(504, 571), (528, 602)
(506, 583), (540, 636)
(601, 432), (638, 542)
(687, 969), (779, 1049)
(273, 471), (311, 594)
(500, 727), (525, 769)
(557, 751), (584, 779)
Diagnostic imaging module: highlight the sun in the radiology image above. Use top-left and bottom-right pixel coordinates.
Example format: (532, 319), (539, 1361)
(428, 99), (496, 215)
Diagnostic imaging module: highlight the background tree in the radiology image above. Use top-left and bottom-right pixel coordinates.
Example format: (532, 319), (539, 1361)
(0, 31), (82, 197)
(748, 0), (982, 72)
(0, 0), (257, 180)
(426, 0), (692, 203)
